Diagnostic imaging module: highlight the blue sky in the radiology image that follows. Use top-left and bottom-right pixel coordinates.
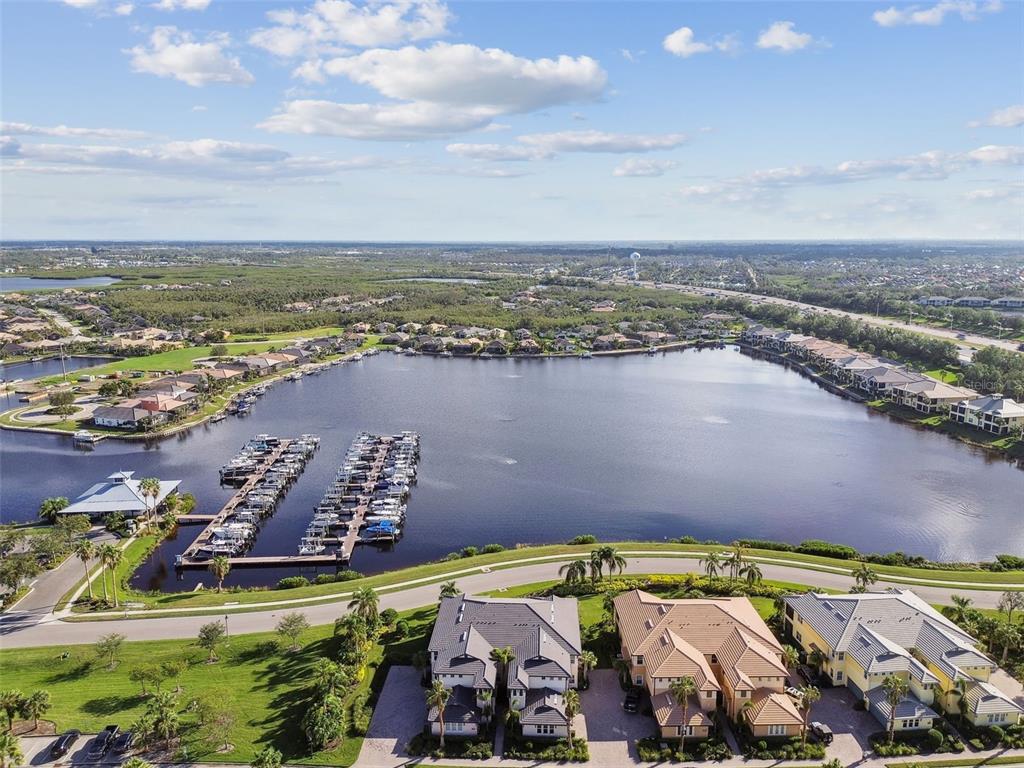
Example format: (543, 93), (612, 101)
(1, 0), (1021, 240)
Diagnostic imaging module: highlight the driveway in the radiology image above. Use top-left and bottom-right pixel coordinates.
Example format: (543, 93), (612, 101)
(9, 528), (117, 617)
(581, 670), (655, 766)
(813, 686), (880, 765)
(357, 665), (425, 768)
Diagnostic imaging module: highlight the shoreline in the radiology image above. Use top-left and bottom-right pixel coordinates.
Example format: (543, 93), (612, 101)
(737, 344), (1022, 464)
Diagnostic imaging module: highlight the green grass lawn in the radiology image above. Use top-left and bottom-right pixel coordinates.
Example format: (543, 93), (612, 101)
(231, 327), (347, 342)
(886, 757), (1024, 768)
(1, 603), (438, 766)
(924, 368), (961, 384)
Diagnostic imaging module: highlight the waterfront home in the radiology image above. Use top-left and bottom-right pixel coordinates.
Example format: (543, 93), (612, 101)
(398, 322), (423, 334)
(637, 330), (676, 346)
(593, 333), (628, 350)
(60, 470), (181, 520)
(991, 297), (1024, 310)
(949, 395), (1024, 435)
(888, 380), (978, 414)
(376, 322), (396, 334)
(423, 322), (448, 335)
(452, 337), (483, 355)
(455, 326), (492, 339)
(382, 332), (410, 345)
(614, 591), (803, 740)
(418, 337), (449, 353)
(852, 366), (925, 396)
(916, 296), (954, 307)
(426, 594), (581, 740)
(828, 354), (882, 384)
(551, 338), (575, 353)
(350, 322), (371, 333)
(954, 297), (991, 308)
(783, 590), (1022, 731)
(485, 339), (510, 355)
(93, 404), (159, 430)
(513, 328), (533, 340)
(515, 338), (542, 355)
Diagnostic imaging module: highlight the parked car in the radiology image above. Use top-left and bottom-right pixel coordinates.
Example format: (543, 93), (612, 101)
(797, 664), (816, 684)
(785, 686), (804, 699)
(810, 721), (834, 744)
(50, 730), (81, 759)
(112, 730), (136, 755)
(87, 725), (120, 760)
(623, 688), (641, 713)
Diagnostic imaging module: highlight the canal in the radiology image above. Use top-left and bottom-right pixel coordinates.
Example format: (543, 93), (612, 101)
(0, 276), (120, 292)
(0, 348), (1020, 591)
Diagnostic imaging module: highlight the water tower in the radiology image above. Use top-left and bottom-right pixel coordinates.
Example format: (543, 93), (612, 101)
(630, 251), (641, 280)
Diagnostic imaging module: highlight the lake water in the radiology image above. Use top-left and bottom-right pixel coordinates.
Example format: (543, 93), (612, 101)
(0, 355), (114, 383)
(0, 276), (119, 292)
(379, 277), (486, 284)
(0, 348), (1020, 592)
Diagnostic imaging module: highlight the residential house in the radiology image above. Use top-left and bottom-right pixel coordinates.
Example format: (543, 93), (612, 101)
(427, 595), (582, 740)
(513, 329), (533, 341)
(888, 380), (978, 414)
(990, 297), (1024, 310)
(949, 395), (1024, 435)
(593, 333), (627, 351)
(485, 339), (510, 355)
(614, 590), (803, 741)
(853, 366), (925, 396)
(452, 337), (483, 355)
(93, 404), (159, 430)
(783, 590), (1022, 731)
(916, 297), (954, 307)
(382, 332), (410, 345)
(953, 297), (991, 308)
(515, 339), (542, 355)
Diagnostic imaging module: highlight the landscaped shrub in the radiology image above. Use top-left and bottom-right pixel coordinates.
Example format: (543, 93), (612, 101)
(406, 733), (493, 759)
(926, 728), (944, 750)
(276, 576), (310, 589)
(481, 543), (505, 554)
(567, 534), (598, 545)
(637, 736), (732, 762)
(734, 538), (795, 552)
(796, 539), (860, 560)
(503, 735), (588, 761)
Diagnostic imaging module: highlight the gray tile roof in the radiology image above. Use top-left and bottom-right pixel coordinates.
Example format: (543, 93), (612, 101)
(965, 681), (1024, 716)
(427, 685), (483, 724)
(867, 688), (938, 723)
(914, 621), (993, 682)
(847, 625), (938, 683)
(520, 688), (568, 726)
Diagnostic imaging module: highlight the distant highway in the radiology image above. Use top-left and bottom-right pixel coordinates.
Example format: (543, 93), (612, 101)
(613, 279), (1022, 356)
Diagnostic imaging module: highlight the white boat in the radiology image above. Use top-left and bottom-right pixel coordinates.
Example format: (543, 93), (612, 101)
(298, 537), (326, 555)
(73, 430), (98, 443)
(352, 353), (363, 361)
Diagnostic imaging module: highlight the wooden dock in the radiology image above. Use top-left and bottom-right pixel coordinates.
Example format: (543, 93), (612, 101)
(176, 514), (218, 524)
(174, 553), (340, 570)
(177, 440), (294, 564)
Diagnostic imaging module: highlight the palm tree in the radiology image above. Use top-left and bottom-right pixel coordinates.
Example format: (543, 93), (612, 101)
(426, 681), (451, 749)
(941, 677), (970, 724)
(347, 587), (379, 624)
(798, 685), (820, 747)
(808, 648), (827, 675)
(588, 551), (604, 584)
(699, 551), (722, 583)
(149, 690), (179, 749)
(994, 622), (1020, 666)
(613, 658), (632, 686)
(739, 561), (763, 587)
(23, 691), (50, 731)
(37, 497), (69, 524)
(852, 563), (878, 592)
(208, 555), (231, 592)
(559, 559), (588, 586)
(0, 692), (23, 732)
(99, 543), (123, 608)
(439, 581), (459, 599)
(727, 546), (747, 582)
(563, 689), (580, 748)
(478, 690), (493, 722)
(0, 731), (23, 768)
(578, 650), (598, 687)
(74, 538), (97, 601)
(489, 646), (516, 698)
(139, 477), (162, 519)
(948, 595), (973, 626)
(782, 645), (800, 671)
(599, 546), (627, 580)
(882, 676), (910, 743)
(669, 676), (698, 755)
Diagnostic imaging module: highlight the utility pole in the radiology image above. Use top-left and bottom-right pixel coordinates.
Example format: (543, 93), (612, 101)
(60, 342), (68, 383)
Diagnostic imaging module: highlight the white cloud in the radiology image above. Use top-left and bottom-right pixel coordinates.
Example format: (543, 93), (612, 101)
(61, 0), (100, 7)
(191, 105), (208, 112)
(1, 136), (387, 181)
(973, 104), (1024, 128)
(663, 27), (711, 58)
(153, 0), (211, 9)
(264, 43), (607, 140)
(963, 187), (1019, 201)
(259, 100), (496, 140)
(755, 21), (816, 52)
(620, 48), (644, 63)
(519, 130), (687, 153)
(115, 3), (134, 14)
(1, 122), (149, 140)
(613, 158), (678, 177)
(446, 143), (549, 161)
(250, 0), (450, 58)
(321, 43), (606, 112)
(873, 0), (1002, 26)
(679, 144), (1023, 204)
(60, 0), (134, 12)
(127, 27), (254, 87)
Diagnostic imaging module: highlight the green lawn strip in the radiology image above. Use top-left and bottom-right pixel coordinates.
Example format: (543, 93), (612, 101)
(0, 603), (437, 766)
(886, 757), (1024, 768)
(231, 326), (347, 342)
(68, 542), (1024, 616)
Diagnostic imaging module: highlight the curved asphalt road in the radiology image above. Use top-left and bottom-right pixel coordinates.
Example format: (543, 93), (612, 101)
(0, 555), (1014, 649)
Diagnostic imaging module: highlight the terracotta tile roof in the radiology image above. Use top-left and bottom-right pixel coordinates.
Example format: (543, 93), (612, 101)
(716, 627), (788, 690)
(651, 692), (713, 728)
(744, 690), (804, 727)
(644, 630), (719, 691)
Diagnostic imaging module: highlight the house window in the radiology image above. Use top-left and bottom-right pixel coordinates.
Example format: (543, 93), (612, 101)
(537, 724), (556, 735)
(987, 714), (1007, 724)
(635, 655), (644, 665)
(901, 719), (920, 729)
(448, 722), (465, 733)
(635, 675), (643, 685)
(678, 726), (694, 736)
(710, 654), (718, 664)
(835, 671), (844, 681)
(768, 725), (786, 736)
(739, 690), (748, 698)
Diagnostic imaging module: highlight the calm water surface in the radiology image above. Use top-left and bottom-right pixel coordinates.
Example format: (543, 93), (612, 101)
(0, 276), (119, 292)
(1, 348), (1020, 591)
(0, 355), (115, 382)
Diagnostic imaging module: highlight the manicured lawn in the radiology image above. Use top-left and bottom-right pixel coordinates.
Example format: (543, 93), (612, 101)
(886, 757), (1024, 768)
(924, 368), (961, 384)
(78, 541), (1024, 615)
(231, 327), (347, 342)
(0, 603), (438, 766)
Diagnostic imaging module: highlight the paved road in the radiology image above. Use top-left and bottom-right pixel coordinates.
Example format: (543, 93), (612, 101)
(8, 528), (116, 616)
(617, 279), (1022, 354)
(0, 555), (1014, 649)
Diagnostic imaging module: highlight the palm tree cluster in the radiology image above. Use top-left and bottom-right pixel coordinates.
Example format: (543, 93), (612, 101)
(559, 546), (628, 585)
(943, 592), (1024, 674)
(0, 689), (51, 733)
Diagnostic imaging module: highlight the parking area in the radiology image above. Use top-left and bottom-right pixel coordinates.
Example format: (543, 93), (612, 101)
(358, 665), (426, 768)
(581, 670), (656, 767)
(813, 686), (881, 765)
(19, 733), (123, 766)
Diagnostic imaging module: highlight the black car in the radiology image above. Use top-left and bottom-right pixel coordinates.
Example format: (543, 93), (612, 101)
(810, 721), (834, 745)
(797, 664), (816, 684)
(50, 730), (81, 759)
(86, 725), (120, 760)
(111, 730), (136, 755)
(623, 688), (642, 713)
